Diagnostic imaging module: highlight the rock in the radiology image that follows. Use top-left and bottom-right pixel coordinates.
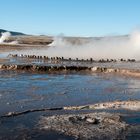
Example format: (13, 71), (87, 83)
(86, 117), (99, 124)
(39, 112), (127, 140)
(69, 116), (87, 124)
(91, 66), (98, 71)
(107, 68), (115, 73)
(7, 112), (14, 116)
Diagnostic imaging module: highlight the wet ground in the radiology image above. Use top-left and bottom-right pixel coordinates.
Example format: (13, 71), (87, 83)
(0, 49), (140, 139)
(0, 70), (140, 115)
(0, 70), (140, 139)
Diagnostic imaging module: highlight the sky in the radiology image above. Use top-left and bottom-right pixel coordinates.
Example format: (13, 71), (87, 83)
(0, 0), (140, 36)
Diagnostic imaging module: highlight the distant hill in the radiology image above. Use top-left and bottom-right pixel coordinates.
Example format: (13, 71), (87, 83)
(0, 29), (25, 36)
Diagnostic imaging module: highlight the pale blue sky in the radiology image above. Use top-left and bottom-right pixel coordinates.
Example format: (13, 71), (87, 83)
(0, 0), (140, 36)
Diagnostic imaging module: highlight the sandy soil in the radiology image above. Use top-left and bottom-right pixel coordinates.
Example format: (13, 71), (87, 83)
(8, 35), (53, 45)
(0, 44), (50, 52)
(0, 35), (52, 54)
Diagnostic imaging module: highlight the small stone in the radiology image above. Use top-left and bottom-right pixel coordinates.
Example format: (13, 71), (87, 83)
(91, 67), (98, 71)
(86, 118), (99, 124)
(81, 116), (86, 120)
(86, 118), (96, 123)
(7, 112), (14, 116)
(69, 117), (77, 123)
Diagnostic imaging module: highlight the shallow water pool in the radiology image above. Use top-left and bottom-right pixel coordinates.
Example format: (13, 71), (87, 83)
(0, 70), (140, 116)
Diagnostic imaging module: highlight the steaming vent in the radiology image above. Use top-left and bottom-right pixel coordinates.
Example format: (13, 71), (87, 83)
(0, 32), (18, 44)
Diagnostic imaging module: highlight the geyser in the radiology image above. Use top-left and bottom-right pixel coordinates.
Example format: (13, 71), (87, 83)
(46, 31), (140, 60)
(0, 32), (11, 44)
(0, 32), (18, 44)
(14, 30), (140, 60)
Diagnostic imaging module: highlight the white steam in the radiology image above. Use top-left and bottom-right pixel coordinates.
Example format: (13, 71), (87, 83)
(15, 30), (140, 60)
(0, 32), (11, 43)
(0, 32), (18, 44)
(43, 31), (140, 60)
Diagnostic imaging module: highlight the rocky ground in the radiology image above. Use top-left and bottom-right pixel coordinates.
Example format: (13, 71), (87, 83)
(39, 112), (128, 140)
(1, 100), (139, 139)
(1, 63), (140, 78)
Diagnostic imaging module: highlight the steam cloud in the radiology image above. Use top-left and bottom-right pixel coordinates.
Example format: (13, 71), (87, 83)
(0, 32), (18, 44)
(15, 30), (140, 60)
(46, 31), (140, 60)
(0, 32), (11, 43)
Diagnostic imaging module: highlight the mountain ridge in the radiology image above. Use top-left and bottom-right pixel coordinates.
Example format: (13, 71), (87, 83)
(0, 29), (25, 36)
